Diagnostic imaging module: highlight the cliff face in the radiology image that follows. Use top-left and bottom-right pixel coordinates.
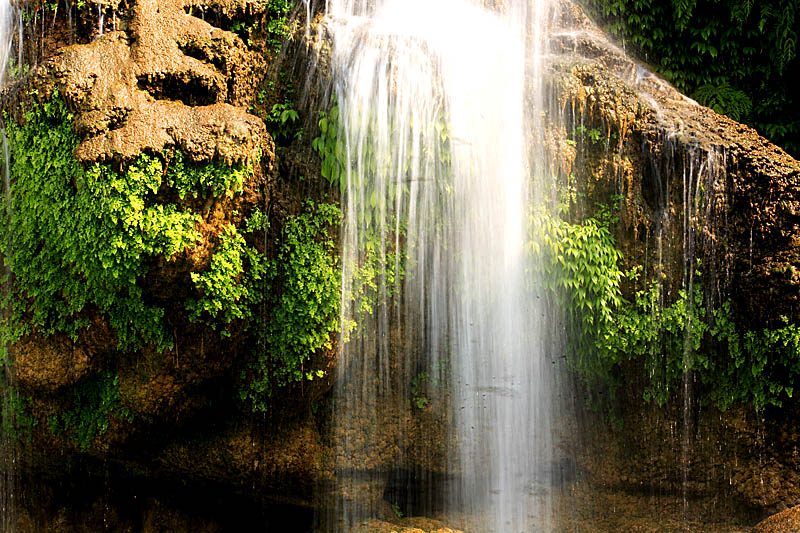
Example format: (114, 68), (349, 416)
(0, 0), (324, 527)
(549, 2), (800, 521)
(0, 0), (799, 530)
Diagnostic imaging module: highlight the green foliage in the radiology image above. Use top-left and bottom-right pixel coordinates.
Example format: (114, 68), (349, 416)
(585, 0), (799, 156)
(529, 207), (624, 345)
(187, 223), (267, 337)
(312, 106), (346, 192)
(0, 95), (256, 351)
(708, 307), (800, 411)
(598, 276), (707, 406)
(570, 125), (610, 146)
(165, 149), (250, 200)
(1, 385), (38, 442)
(242, 201), (342, 412)
(265, 0), (295, 52)
(391, 502), (404, 519)
(409, 365), (446, 409)
(230, 19), (258, 46)
(691, 80), (752, 121)
(531, 205), (800, 411)
(49, 371), (132, 452)
(410, 372), (431, 409)
(346, 221), (406, 326)
(311, 101), (452, 203)
(264, 100), (302, 145)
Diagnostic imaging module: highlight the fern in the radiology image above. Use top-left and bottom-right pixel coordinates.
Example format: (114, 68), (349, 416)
(775, 4), (797, 71)
(730, 0), (753, 25)
(672, 0), (696, 30)
(692, 79), (753, 121)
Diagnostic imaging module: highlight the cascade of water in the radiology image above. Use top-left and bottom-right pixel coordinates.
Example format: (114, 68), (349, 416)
(322, 0), (560, 530)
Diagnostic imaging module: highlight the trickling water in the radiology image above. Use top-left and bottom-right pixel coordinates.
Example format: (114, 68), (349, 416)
(97, 4), (105, 38)
(0, 131), (14, 533)
(323, 0), (560, 530)
(15, 9), (21, 74)
(0, 0), (19, 528)
(0, 0), (12, 86)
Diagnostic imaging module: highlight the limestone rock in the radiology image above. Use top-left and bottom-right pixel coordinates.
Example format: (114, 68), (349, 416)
(14, 334), (95, 391)
(549, 0), (800, 326)
(44, 0), (268, 164)
(754, 505), (800, 533)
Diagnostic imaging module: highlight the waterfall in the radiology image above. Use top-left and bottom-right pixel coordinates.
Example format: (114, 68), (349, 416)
(322, 0), (561, 530)
(1, 0), (19, 529)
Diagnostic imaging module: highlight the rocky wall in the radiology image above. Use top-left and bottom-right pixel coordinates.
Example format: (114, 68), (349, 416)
(0, 0), (799, 530)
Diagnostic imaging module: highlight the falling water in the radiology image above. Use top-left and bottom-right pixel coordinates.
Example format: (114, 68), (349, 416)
(323, 0), (559, 530)
(0, 132), (14, 532)
(0, 0), (12, 86)
(97, 3), (105, 38)
(0, 0), (19, 528)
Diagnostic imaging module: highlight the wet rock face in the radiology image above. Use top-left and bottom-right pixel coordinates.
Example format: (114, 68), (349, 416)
(353, 517), (463, 533)
(2, 0), (800, 528)
(549, 0), (800, 326)
(4, 0), (277, 481)
(547, 0), (800, 519)
(14, 330), (101, 392)
(6, 0), (276, 424)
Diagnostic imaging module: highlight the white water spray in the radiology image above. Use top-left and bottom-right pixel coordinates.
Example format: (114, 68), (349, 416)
(325, 0), (560, 530)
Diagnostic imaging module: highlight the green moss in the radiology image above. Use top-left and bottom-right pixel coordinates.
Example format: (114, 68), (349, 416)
(0, 94), (259, 351)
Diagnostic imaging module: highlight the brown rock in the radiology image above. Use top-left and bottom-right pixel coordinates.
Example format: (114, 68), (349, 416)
(754, 505), (800, 533)
(353, 517), (463, 533)
(14, 334), (94, 391)
(44, 0), (267, 164)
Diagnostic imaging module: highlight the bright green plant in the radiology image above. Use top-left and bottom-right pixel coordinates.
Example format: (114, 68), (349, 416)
(598, 276), (707, 406)
(264, 100), (301, 145)
(312, 102), (452, 201)
(165, 149), (250, 200)
(708, 306), (800, 411)
(410, 372), (431, 409)
(187, 223), (267, 337)
(242, 201), (342, 411)
(391, 502), (404, 519)
(265, 0), (296, 52)
(529, 208), (624, 339)
(530, 203), (800, 412)
(570, 125), (609, 146)
(312, 106), (346, 192)
(1, 95), (257, 351)
(346, 221), (406, 326)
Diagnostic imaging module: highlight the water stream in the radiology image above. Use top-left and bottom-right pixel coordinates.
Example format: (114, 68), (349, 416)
(323, 0), (561, 530)
(0, 0), (19, 528)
